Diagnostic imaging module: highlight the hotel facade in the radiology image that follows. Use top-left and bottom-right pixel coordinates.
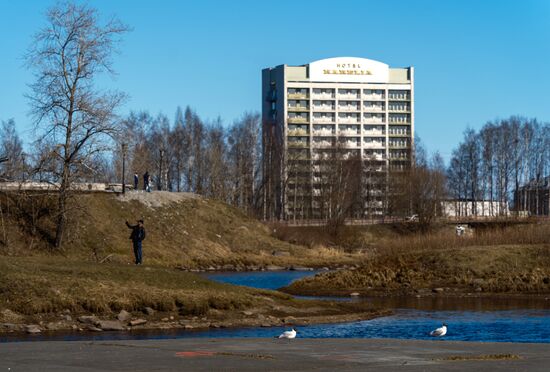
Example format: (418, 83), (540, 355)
(262, 57), (414, 220)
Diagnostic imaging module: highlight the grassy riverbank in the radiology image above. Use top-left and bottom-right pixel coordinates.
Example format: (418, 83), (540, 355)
(0, 256), (387, 334)
(283, 243), (550, 297)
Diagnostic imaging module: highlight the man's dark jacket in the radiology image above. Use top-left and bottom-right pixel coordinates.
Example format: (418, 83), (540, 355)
(126, 222), (146, 242)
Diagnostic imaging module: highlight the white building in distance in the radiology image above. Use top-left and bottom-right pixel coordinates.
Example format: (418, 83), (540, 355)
(441, 200), (510, 218)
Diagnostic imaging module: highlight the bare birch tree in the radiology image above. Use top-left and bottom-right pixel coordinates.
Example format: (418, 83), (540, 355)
(0, 119), (26, 181)
(26, 2), (129, 248)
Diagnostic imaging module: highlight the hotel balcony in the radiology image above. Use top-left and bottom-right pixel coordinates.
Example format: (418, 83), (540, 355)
(389, 152), (409, 160)
(338, 112), (360, 123)
(389, 119), (411, 125)
(338, 104), (360, 112)
(363, 94), (385, 101)
(312, 116), (335, 124)
(363, 119), (385, 125)
(338, 117), (360, 124)
(287, 92), (309, 99)
(340, 141), (360, 149)
(312, 140), (334, 148)
(389, 114), (411, 125)
(364, 141), (385, 149)
(388, 94), (410, 101)
(389, 142), (410, 149)
(388, 105), (411, 113)
(364, 130), (386, 136)
(338, 129), (360, 136)
(312, 89), (335, 99)
(312, 129), (335, 136)
(338, 94), (360, 100)
(363, 116), (385, 124)
(288, 105), (309, 112)
(338, 90), (360, 100)
(312, 105), (335, 111)
(288, 117), (309, 124)
(287, 129), (309, 136)
(388, 132), (410, 137)
(312, 92), (335, 99)
(363, 153), (386, 161)
(287, 140), (309, 148)
(363, 104), (385, 112)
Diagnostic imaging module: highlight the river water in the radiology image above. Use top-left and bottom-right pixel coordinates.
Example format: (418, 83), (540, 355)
(204, 270), (550, 343)
(3, 270), (549, 343)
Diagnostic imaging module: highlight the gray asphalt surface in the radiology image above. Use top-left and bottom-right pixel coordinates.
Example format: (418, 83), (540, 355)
(1, 337), (548, 371)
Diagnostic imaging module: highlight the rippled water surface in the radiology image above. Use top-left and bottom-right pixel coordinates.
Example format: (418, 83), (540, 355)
(3, 270), (550, 343)
(202, 270), (550, 343)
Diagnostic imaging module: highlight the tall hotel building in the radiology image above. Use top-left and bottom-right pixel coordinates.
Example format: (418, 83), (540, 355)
(262, 57), (414, 220)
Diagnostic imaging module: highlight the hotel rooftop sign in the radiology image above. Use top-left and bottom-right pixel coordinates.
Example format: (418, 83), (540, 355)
(308, 57), (389, 83)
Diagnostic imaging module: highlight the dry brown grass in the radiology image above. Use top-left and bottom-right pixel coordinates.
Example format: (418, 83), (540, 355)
(284, 242), (550, 296)
(0, 256), (384, 326)
(0, 192), (357, 269)
(377, 223), (550, 256)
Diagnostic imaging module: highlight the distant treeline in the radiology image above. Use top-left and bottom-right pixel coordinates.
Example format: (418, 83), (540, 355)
(447, 117), (550, 212)
(0, 108), (264, 214)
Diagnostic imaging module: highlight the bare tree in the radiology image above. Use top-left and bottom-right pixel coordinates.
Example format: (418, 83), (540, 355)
(204, 118), (230, 201)
(228, 113), (261, 214)
(26, 2), (129, 248)
(171, 107), (186, 192)
(0, 119), (26, 181)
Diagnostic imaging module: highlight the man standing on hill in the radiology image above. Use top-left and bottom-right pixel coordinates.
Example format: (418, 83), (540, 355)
(143, 171), (150, 192)
(126, 219), (146, 265)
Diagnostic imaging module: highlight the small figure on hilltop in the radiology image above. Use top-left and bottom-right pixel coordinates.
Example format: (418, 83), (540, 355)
(143, 171), (151, 192)
(133, 172), (139, 191)
(126, 219), (146, 265)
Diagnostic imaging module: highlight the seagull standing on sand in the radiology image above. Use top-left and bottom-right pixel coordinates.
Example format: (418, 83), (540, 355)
(429, 323), (447, 337)
(278, 328), (297, 339)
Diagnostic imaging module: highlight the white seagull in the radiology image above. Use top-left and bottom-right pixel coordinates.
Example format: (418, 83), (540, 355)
(429, 323), (448, 337)
(278, 327), (297, 339)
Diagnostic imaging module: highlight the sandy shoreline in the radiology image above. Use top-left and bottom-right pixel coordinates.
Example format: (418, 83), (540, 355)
(1, 337), (549, 371)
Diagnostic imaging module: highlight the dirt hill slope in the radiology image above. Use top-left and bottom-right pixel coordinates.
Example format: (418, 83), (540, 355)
(0, 191), (353, 269)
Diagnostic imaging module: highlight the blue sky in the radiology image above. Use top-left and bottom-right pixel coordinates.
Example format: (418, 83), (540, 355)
(1, 0), (549, 161)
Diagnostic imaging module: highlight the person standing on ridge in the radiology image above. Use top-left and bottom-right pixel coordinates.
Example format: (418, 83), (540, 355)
(143, 171), (150, 192)
(126, 219), (146, 265)
(133, 172), (139, 191)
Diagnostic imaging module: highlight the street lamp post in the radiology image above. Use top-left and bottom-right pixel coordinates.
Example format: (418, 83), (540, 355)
(159, 148), (165, 191)
(121, 143), (128, 194)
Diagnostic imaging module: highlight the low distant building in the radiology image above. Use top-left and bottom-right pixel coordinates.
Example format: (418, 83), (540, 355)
(441, 200), (509, 218)
(0, 181), (112, 192)
(514, 177), (550, 216)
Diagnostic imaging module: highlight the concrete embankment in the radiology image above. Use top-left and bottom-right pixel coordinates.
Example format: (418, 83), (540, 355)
(1, 338), (549, 371)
